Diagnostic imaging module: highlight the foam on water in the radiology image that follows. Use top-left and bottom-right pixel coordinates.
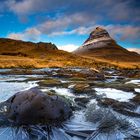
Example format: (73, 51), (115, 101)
(135, 88), (140, 93)
(126, 79), (140, 85)
(95, 88), (135, 102)
(0, 81), (37, 102)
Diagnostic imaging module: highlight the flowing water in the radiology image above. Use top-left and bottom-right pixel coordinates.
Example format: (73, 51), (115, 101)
(0, 68), (140, 140)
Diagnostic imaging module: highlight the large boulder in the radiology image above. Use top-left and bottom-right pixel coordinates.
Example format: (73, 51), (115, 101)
(1, 88), (72, 125)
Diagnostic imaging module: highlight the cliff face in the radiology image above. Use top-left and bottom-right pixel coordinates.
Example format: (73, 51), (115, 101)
(0, 38), (58, 57)
(73, 27), (140, 62)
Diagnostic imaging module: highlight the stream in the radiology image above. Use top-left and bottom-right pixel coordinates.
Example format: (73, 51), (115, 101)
(0, 68), (140, 140)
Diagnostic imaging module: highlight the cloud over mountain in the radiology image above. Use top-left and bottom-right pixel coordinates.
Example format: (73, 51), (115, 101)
(0, 0), (139, 51)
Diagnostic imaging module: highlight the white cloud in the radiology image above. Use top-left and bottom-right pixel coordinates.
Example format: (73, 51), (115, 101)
(58, 44), (79, 52)
(7, 23), (140, 46)
(38, 13), (93, 35)
(7, 28), (41, 41)
(105, 25), (140, 42)
(7, 0), (38, 15)
(8, 32), (23, 40)
(49, 24), (140, 44)
(127, 48), (140, 54)
(50, 26), (94, 36)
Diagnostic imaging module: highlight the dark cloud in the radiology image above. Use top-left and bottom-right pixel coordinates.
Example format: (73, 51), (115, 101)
(5, 0), (140, 24)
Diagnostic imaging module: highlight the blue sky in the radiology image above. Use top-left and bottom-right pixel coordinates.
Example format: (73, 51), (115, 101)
(0, 0), (140, 52)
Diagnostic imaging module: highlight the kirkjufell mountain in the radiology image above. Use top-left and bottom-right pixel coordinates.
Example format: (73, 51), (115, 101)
(73, 27), (140, 62)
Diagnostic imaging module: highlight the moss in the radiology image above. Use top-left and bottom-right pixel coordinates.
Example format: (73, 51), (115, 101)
(70, 83), (94, 94)
(69, 77), (87, 81)
(38, 78), (62, 87)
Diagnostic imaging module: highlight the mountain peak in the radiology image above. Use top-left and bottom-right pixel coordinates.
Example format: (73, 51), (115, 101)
(83, 27), (113, 46)
(90, 27), (110, 38)
(73, 27), (140, 62)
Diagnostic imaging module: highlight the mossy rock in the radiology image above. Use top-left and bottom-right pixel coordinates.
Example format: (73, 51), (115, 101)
(38, 78), (62, 87)
(69, 77), (87, 82)
(70, 83), (94, 94)
(92, 81), (137, 92)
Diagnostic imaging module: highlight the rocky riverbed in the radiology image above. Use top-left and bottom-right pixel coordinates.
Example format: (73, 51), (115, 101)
(0, 68), (140, 140)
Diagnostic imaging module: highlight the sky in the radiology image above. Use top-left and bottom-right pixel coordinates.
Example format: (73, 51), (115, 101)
(0, 0), (140, 53)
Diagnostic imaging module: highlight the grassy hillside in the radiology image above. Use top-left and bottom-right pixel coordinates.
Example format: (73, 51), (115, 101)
(0, 38), (139, 69)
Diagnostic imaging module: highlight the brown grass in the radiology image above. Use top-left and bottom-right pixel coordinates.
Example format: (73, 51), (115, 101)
(0, 38), (139, 69)
(81, 56), (140, 69)
(0, 51), (115, 69)
(0, 51), (139, 69)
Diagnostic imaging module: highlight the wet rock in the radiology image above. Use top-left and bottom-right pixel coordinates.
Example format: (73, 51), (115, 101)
(74, 97), (90, 108)
(131, 94), (140, 105)
(98, 98), (140, 117)
(119, 70), (140, 78)
(52, 68), (105, 81)
(1, 88), (72, 125)
(0, 69), (48, 75)
(69, 83), (93, 94)
(93, 81), (136, 92)
(98, 98), (136, 110)
(52, 69), (85, 78)
(74, 97), (90, 104)
(38, 78), (62, 87)
(69, 77), (87, 82)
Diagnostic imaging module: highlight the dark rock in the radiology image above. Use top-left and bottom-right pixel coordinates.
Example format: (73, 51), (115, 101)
(92, 81), (136, 92)
(1, 88), (72, 125)
(98, 98), (136, 110)
(131, 94), (140, 105)
(98, 98), (140, 117)
(119, 70), (140, 78)
(74, 97), (90, 104)
(74, 97), (90, 108)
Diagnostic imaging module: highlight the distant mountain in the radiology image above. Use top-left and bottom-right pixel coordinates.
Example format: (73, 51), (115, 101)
(0, 38), (57, 57)
(73, 27), (140, 62)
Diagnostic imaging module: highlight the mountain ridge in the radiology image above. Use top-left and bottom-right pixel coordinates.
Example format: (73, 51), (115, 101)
(0, 38), (57, 57)
(0, 32), (140, 69)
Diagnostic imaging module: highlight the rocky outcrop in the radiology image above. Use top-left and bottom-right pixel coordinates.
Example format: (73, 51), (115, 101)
(73, 27), (140, 62)
(83, 27), (114, 47)
(0, 88), (72, 125)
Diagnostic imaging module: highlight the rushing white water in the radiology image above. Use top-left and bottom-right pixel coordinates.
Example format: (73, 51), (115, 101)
(0, 69), (140, 140)
(0, 81), (37, 102)
(126, 79), (140, 85)
(95, 88), (135, 102)
(135, 88), (140, 93)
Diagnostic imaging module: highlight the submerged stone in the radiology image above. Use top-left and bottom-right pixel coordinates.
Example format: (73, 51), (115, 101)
(0, 88), (72, 125)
